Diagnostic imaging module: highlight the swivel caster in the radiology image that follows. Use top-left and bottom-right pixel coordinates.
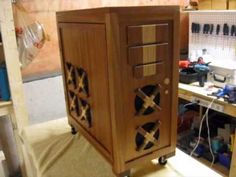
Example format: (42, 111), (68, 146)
(117, 170), (131, 177)
(71, 126), (77, 135)
(158, 156), (167, 165)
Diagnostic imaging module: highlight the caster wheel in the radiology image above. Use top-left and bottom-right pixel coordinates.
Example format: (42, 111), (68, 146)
(71, 127), (77, 135)
(158, 156), (167, 165)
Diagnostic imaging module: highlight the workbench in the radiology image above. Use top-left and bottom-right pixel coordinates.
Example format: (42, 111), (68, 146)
(178, 82), (236, 177)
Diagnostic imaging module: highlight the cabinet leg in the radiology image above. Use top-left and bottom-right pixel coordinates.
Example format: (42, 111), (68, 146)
(158, 156), (168, 166)
(116, 170), (131, 177)
(71, 126), (77, 135)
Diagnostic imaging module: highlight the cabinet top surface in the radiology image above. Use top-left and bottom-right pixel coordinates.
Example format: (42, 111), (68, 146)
(56, 6), (180, 23)
(56, 5), (180, 15)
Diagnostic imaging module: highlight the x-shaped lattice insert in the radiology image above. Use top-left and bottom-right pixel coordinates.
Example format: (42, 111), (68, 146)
(135, 84), (162, 116)
(136, 121), (161, 151)
(68, 91), (78, 114)
(75, 68), (89, 96)
(66, 62), (76, 87)
(77, 98), (91, 127)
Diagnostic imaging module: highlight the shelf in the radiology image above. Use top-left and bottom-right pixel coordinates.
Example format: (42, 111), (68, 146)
(0, 101), (12, 108)
(194, 156), (229, 177)
(0, 101), (12, 116)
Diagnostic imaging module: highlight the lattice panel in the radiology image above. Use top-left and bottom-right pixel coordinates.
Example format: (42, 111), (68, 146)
(75, 67), (89, 96)
(65, 61), (91, 128)
(77, 98), (92, 128)
(68, 91), (79, 116)
(135, 121), (161, 151)
(65, 62), (76, 88)
(135, 84), (161, 116)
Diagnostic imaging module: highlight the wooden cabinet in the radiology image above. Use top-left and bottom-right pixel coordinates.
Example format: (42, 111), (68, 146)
(57, 6), (180, 177)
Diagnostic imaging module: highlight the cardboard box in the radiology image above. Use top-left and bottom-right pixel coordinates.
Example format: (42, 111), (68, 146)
(212, 0), (227, 10)
(229, 0), (236, 9)
(198, 0), (212, 10)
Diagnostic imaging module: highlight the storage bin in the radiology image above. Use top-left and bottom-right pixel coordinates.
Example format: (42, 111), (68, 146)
(0, 65), (10, 101)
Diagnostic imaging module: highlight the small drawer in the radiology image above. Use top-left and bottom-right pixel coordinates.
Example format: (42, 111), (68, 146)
(127, 23), (169, 46)
(134, 62), (164, 78)
(128, 43), (168, 65)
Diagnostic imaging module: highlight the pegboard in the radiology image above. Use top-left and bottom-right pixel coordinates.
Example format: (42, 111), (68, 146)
(189, 11), (236, 68)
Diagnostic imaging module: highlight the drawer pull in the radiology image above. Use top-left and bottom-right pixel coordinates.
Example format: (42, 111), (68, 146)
(128, 43), (168, 65)
(134, 62), (164, 78)
(127, 23), (169, 45)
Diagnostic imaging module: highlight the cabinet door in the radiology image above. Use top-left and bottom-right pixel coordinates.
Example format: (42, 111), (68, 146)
(120, 21), (174, 162)
(58, 23), (112, 155)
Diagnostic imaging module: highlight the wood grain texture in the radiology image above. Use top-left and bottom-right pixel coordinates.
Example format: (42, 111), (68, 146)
(19, 0), (187, 79)
(127, 23), (169, 45)
(57, 6), (180, 176)
(128, 43), (168, 65)
(58, 23), (112, 155)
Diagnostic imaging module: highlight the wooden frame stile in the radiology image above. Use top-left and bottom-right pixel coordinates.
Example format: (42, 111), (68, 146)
(105, 12), (126, 175)
(0, 0), (29, 176)
(170, 8), (180, 155)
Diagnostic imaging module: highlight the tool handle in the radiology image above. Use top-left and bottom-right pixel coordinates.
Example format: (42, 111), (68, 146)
(210, 24), (214, 34)
(216, 24), (220, 35)
(231, 25), (235, 36)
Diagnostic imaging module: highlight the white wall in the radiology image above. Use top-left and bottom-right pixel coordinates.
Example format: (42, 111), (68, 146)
(23, 75), (67, 124)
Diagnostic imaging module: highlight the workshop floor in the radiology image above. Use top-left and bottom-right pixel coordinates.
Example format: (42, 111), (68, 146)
(21, 118), (224, 177)
(0, 149), (223, 177)
(133, 148), (223, 177)
(0, 151), (6, 177)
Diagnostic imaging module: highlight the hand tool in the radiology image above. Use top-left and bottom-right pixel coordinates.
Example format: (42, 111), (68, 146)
(215, 24), (220, 48)
(223, 23), (229, 50)
(209, 84), (236, 103)
(210, 24), (214, 35)
(203, 24), (210, 34)
(191, 22), (196, 43)
(216, 24), (220, 35)
(193, 64), (210, 87)
(230, 25), (236, 52)
(192, 23), (201, 43)
(231, 25), (235, 36)
(179, 60), (191, 69)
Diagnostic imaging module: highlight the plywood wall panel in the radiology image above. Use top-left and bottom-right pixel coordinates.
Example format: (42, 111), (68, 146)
(19, 0), (187, 79)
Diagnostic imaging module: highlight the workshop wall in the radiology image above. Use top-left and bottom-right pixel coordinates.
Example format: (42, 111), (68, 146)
(19, 0), (188, 79)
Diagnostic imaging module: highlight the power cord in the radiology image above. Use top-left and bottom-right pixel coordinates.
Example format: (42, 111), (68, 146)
(190, 98), (216, 167)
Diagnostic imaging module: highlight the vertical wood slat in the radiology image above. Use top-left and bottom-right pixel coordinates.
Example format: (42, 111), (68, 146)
(229, 130), (236, 177)
(142, 24), (156, 44)
(0, 0), (28, 131)
(0, 0), (29, 176)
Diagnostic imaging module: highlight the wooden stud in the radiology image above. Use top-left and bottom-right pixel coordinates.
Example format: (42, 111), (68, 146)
(0, 1), (29, 176)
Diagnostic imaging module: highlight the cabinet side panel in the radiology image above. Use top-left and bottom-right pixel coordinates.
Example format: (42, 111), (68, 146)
(58, 23), (112, 156)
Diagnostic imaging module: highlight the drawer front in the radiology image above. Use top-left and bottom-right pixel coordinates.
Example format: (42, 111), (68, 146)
(128, 43), (168, 65)
(134, 62), (164, 78)
(127, 23), (169, 45)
